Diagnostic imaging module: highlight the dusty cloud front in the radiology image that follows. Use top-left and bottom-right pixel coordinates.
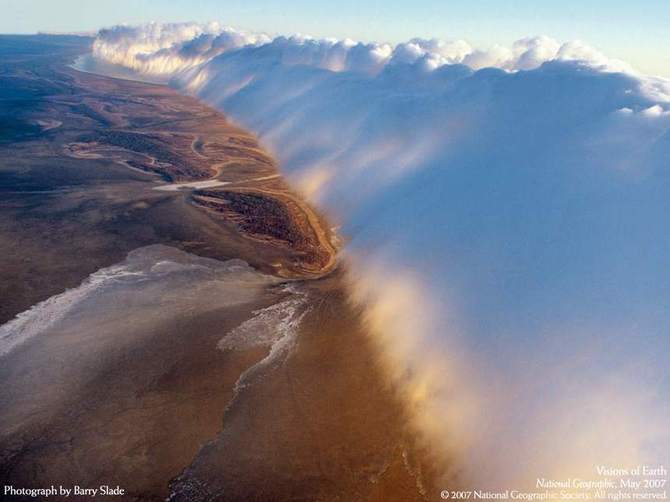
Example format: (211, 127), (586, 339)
(90, 22), (670, 488)
(92, 22), (642, 77)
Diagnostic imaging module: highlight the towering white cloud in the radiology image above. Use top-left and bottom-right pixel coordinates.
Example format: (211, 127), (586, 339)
(92, 22), (643, 77)
(92, 22), (271, 75)
(91, 23), (670, 489)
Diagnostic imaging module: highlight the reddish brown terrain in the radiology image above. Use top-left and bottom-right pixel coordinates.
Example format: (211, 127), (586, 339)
(0, 35), (438, 501)
(60, 63), (337, 278)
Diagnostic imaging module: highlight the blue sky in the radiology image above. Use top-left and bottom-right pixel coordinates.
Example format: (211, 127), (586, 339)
(3, 0), (669, 76)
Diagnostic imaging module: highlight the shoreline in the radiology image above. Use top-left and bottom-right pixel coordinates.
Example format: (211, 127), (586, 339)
(71, 53), (340, 279)
(0, 36), (433, 501)
(63, 62), (339, 279)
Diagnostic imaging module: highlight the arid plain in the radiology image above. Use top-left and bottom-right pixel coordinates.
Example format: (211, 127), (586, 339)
(0, 35), (439, 501)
